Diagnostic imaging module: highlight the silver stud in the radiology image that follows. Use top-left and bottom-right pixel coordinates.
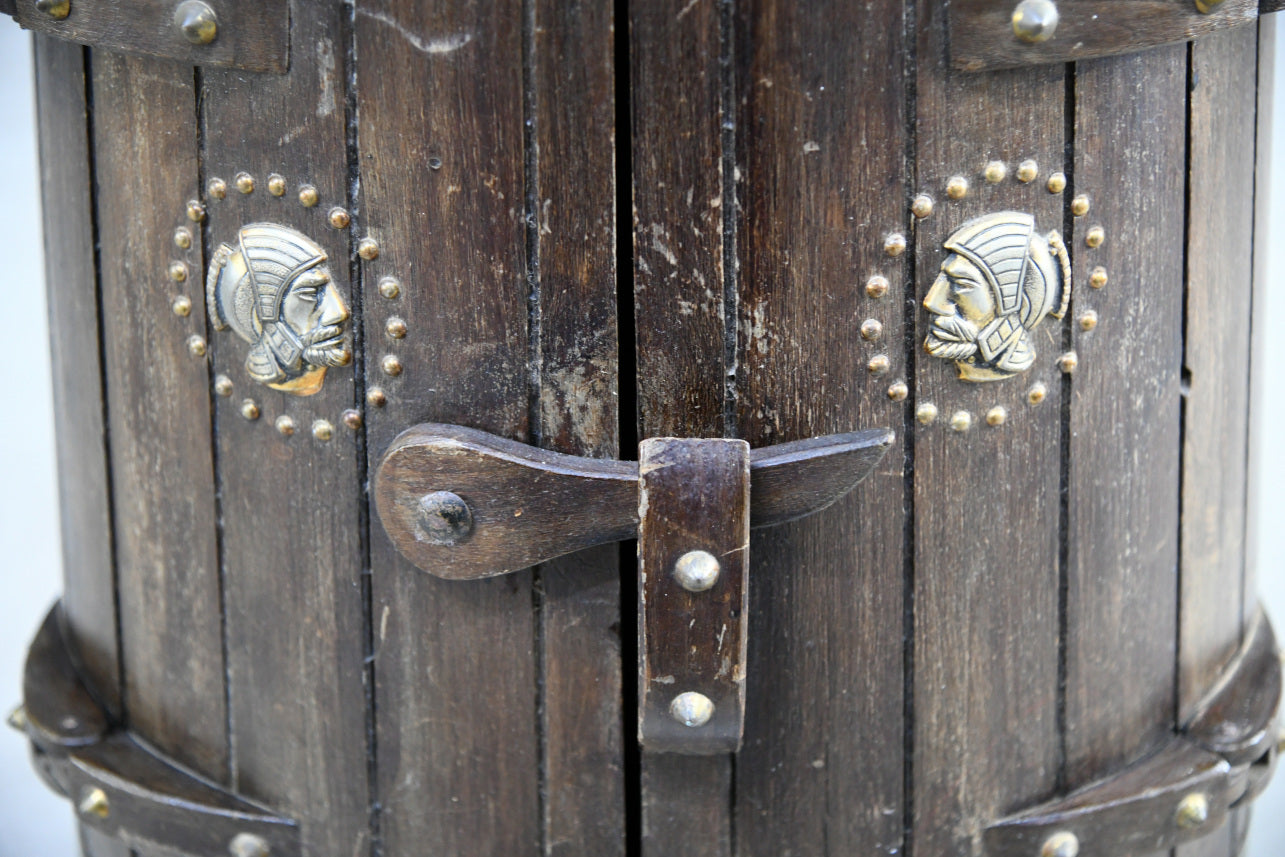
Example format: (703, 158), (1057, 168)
(673, 550), (720, 592)
(174, 0), (218, 45)
(669, 691), (715, 728)
(228, 832), (272, 857)
(1012, 0), (1059, 43)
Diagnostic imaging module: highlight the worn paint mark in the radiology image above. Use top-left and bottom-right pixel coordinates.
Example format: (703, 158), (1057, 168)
(317, 37), (336, 118)
(358, 9), (474, 55)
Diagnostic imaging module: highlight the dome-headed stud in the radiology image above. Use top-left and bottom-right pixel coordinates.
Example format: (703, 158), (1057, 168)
(670, 692), (715, 728)
(174, 0), (218, 45)
(673, 550), (721, 592)
(1040, 831), (1079, 857)
(1175, 793), (1210, 830)
(415, 491), (474, 546)
(1012, 0), (1059, 44)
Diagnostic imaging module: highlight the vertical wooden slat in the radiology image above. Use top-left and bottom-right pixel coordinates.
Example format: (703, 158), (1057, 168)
(200, 2), (370, 852)
(731, 0), (906, 853)
(1066, 44), (1186, 809)
(532, 0), (624, 852)
(90, 51), (226, 783)
(630, 0), (732, 851)
(911, 7), (1064, 854)
(356, 1), (539, 854)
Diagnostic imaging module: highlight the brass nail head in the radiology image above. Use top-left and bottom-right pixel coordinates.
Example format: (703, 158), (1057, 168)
(1059, 351), (1079, 374)
(213, 374), (233, 397)
(416, 491), (473, 546)
(951, 410), (973, 432)
(342, 409), (363, 430)
(312, 419), (334, 442)
(328, 207), (351, 230)
(36, 0), (70, 20)
(984, 160), (1007, 183)
(1071, 194), (1090, 217)
(1016, 159), (1039, 183)
(1195, 0), (1226, 12)
(916, 403), (938, 425)
(174, 0), (218, 45)
(1085, 226), (1105, 249)
(367, 388), (388, 408)
(78, 787), (110, 819)
(888, 382), (909, 402)
(670, 691), (715, 728)
(1089, 266), (1109, 289)
(386, 317), (408, 340)
(298, 185), (319, 208)
(267, 174), (286, 197)
(1078, 310), (1098, 331)
(868, 354), (891, 375)
(187, 335), (207, 358)
(986, 406), (1008, 427)
(674, 550), (720, 592)
(884, 233), (907, 257)
(1175, 793), (1210, 829)
(860, 318), (883, 341)
(1046, 172), (1067, 194)
(275, 415), (296, 437)
(168, 261), (188, 283)
(172, 295), (192, 317)
(186, 199), (206, 222)
(358, 237), (380, 260)
(866, 275), (890, 299)
(207, 177), (227, 200)
(1027, 382), (1048, 405)
(7, 706), (28, 732)
(240, 399), (260, 421)
(379, 277), (402, 300)
(946, 176), (969, 200)
(228, 832), (272, 857)
(174, 227), (193, 250)
(1012, 0), (1059, 43)
(911, 194), (934, 219)
(381, 354), (403, 377)
(234, 172), (254, 194)
(1040, 831), (1079, 857)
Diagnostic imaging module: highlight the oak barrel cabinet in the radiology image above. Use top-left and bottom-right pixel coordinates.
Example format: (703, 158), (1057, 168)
(6, 0), (1282, 855)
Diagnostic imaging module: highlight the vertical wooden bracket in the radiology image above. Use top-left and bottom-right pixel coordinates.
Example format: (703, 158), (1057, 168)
(638, 438), (750, 755)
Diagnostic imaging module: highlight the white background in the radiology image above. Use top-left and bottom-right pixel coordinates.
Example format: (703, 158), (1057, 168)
(0, 21), (1282, 856)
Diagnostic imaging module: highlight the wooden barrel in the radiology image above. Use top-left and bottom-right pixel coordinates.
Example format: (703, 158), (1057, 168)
(12, 1), (1281, 855)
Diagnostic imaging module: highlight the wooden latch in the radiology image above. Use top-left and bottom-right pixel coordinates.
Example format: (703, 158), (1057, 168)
(374, 424), (894, 754)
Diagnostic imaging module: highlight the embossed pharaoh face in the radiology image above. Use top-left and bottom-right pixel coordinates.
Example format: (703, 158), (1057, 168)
(922, 212), (1070, 383)
(207, 224), (352, 396)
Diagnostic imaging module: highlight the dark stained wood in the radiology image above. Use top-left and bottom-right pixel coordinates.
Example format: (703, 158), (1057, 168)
(1180, 25), (1259, 729)
(33, 36), (120, 725)
(950, 0), (1258, 72)
(912, 6), (1064, 855)
(1184, 611), (1280, 766)
(23, 606), (109, 751)
(355, 0), (539, 854)
(14, 0), (288, 73)
(731, 0), (908, 851)
(90, 50), (226, 784)
(748, 430), (895, 528)
(1066, 46), (1186, 801)
(199, 1), (370, 851)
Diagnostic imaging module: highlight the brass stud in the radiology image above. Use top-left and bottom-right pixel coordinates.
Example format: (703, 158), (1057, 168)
(1039, 831), (1079, 857)
(1027, 382), (1048, 405)
(78, 787), (110, 819)
(865, 275), (890, 299)
(1071, 194), (1090, 217)
(986, 406), (1008, 427)
(36, 0), (70, 20)
(174, 227), (193, 250)
(342, 409), (363, 430)
(328, 207), (351, 229)
(358, 237), (380, 260)
(381, 354), (403, 377)
(860, 319), (883, 341)
(207, 177), (227, 200)
(868, 354), (891, 375)
(1175, 793), (1210, 830)
(1012, 0), (1060, 43)
(673, 550), (721, 592)
(1078, 310), (1098, 331)
(213, 374), (233, 397)
(1089, 266), (1108, 289)
(169, 261), (188, 283)
(1046, 172), (1067, 194)
(367, 388), (388, 407)
(186, 199), (206, 222)
(228, 832), (272, 857)
(984, 160), (1007, 183)
(298, 185), (320, 208)
(267, 174), (286, 197)
(234, 172), (255, 194)
(7, 706), (28, 732)
(1058, 351), (1079, 374)
(171, 295), (192, 317)
(240, 399), (260, 421)
(670, 691), (715, 728)
(174, 0), (218, 45)
(1195, 0), (1226, 12)
(1085, 226), (1105, 249)
(951, 410), (973, 432)
(187, 335), (207, 358)
(386, 317), (408, 340)
(887, 382), (909, 402)
(312, 419), (334, 442)
(884, 233), (907, 257)
(275, 415), (296, 437)
(946, 176), (969, 200)
(379, 277), (402, 300)
(911, 194), (934, 219)
(1016, 159), (1039, 183)
(916, 403), (938, 425)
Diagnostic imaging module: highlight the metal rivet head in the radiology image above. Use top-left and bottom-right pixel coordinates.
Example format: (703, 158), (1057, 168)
(78, 787), (110, 819)
(267, 174), (286, 197)
(1176, 793), (1210, 829)
(172, 295), (193, 317)
(228, 832), (272, 857)
(240, 399), (260, 421)
(984, 160), (1007, 183)
(1195, 0), (1226, 13)
(1040, 831), (1079, 857)
(174, 227), (193, 250)
(860, 319), (883, 341)
(169, 261), (188, 283)
(1078, 310), (1098, 331)
(866, 275), (890, 299)
(275, 415), (296, 437)
(868, 354), (891, 375)
(207, 177), (227, 200)
(946, 176), (969, 200)
(670, 692), (715, 728)
(367, 388), (388, 407)
(342, 409), (363, 430)
(234, 172), (255, 194)
(951, 410), (973, 432)
(187, 335), (207, 358)
(916, 403), (938, 425)
(328, 207), (351, 229)
(884, 233), (907, 257)
(298, 185), (319, 208)
(911, 194), (934, 219)
(386, 317), (408, 340)
(174, 0), (218, 45)
(7, 706), (28, 732)
(986, 406), (1008, 427)
(1089, 266), (1108, 289)
(379, 277), (402, 299)
(1059, 351), (1079, 374)
(1071, 194), (1090, 217)
(887, 382), (909, 402)
(1016, 159), (1039, 183)
(358, 237), (380, 260)
(1085, 226), (1105, 249)
(1012, 0), (1059, 43)
(381, 355), (403, 377)
(186, 199), (206, 222)
(36, 0), (70, 20)
(674, 550), (721, 592)
(214, 374), (233, 397)
(428, 156), (444, 170)
(1027, 382), (1047, 405)
(415, 491), (474, 546)
(1046, 172), (1067, 194)
(312, 420), (334, 442)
